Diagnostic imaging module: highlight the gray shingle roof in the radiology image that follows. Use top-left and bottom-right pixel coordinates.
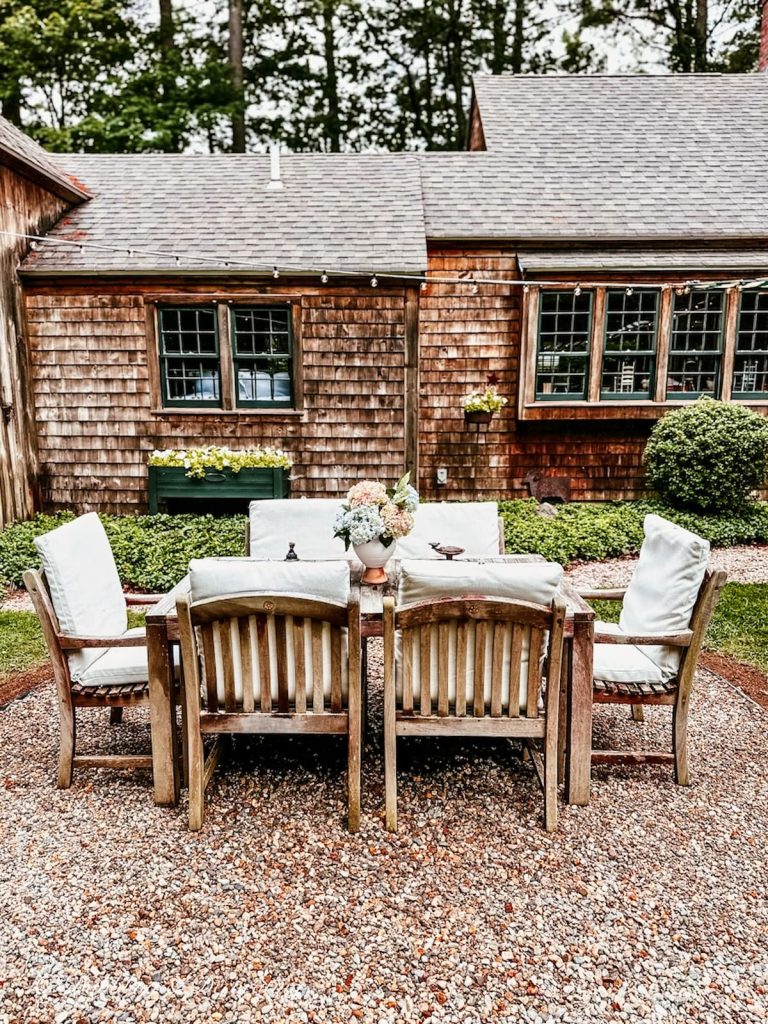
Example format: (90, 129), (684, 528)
(419, 73), (768, 242)
(22, 153), (427, 274)
(0, 116), (90, 202)
(17, 74), (768, 272)
(517, 247), (768, 273)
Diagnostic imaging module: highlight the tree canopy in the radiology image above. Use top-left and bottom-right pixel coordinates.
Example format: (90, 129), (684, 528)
(0, 0), (762, 153)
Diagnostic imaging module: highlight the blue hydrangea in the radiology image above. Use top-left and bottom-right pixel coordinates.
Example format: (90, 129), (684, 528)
(333, 506), (386, 546)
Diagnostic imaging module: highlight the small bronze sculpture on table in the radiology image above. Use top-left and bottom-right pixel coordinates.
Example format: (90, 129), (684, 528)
(429, 542), (465, 560)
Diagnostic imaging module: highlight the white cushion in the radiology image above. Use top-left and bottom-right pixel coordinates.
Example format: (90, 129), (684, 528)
(619, 514), (709, 681)
(34, 512), (127, 678)
(397, 502), (501, 559)
(396, 559), (562, 714)
(76, 627), (180, 687)
(398, 559), (563, 608)
(593, 621), (663, 685)
(189, 558), (350, 607)
(248, 499), (348, 559)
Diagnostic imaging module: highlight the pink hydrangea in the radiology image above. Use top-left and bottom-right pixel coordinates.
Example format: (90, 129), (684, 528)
(347, 480), (388, 507)
(380, 501), (415, 539)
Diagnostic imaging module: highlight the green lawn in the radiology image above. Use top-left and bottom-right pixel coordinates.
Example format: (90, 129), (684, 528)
(593, 582), (768, 674)
(0, 610), (146, 679)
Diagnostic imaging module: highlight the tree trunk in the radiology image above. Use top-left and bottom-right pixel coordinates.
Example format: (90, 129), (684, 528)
(322, 1), (342, 152)
(0, 82), (22, 125)
(228, 0), (246, 153)
(490, 0), (507, 74)
(159, 0), (174, 48)
(511, 0), (525, 74)
(693, 0), (708, 70)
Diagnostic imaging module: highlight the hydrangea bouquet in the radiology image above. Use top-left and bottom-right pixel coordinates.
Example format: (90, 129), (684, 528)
(334, 473), (419, 552)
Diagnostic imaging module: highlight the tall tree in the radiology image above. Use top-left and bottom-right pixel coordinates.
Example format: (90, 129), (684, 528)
(575, 0), (760, 72)
(228, 0), (246, 151)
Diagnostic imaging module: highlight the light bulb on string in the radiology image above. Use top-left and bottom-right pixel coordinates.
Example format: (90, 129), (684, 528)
(320, 271), (329, 284)
(273, 267), (280, 279)
(625, 287), (633, 296)
(574, 284), (582, 297)
(420, 280), (427, 291)
(522, 284), (530, 294)
(371, 275), (378, 288)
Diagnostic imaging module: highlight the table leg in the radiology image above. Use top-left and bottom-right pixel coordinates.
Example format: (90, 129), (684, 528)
(566, 618), (594, 806)
(147, 622), (180, 806)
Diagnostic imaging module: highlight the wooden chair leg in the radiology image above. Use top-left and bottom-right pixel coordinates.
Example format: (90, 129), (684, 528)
(383, 611), (397, 832)
(188, 729), (205, 831)
(557, 643), (570, 785)
(348, 706), (362, 833)
(109, 707), (123, 725)
(631, 705), (644, 723)
(673, 698), (690, 786)
(544, 722), (559, 833)
(58, 706), (76, 789)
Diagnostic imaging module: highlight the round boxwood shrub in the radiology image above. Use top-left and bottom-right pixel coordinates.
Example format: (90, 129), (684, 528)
(645, 398), (768, 513)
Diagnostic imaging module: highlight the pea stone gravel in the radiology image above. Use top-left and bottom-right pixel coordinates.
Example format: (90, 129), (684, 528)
(1, 647), (767, 1023)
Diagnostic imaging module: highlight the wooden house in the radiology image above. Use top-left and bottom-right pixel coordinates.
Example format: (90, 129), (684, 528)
(2, 74), (768, 516)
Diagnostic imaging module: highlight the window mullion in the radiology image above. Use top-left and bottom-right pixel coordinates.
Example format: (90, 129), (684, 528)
(720, 286), (739, 402)
(218, 304), (235, 410)
(587, 287), (605, 403)
(654, 286), (672, 402)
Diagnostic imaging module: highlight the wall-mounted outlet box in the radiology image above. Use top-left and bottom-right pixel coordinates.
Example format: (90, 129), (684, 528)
(436, 467), (448, 486)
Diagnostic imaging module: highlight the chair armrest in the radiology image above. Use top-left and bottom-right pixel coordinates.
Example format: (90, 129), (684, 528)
(593, 629), (693, 648)
(125, 593), (166, 605)
(57, 633), (148, 650)
(577, 588), (627, 601)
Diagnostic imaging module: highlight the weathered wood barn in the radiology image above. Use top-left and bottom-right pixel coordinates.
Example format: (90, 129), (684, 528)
(1, 73), (768, 518)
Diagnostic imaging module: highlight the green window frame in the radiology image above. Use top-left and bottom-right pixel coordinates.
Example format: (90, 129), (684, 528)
(158, 306), (221, 408)
(667, 290), (724, 399)
(231, 306), (293, 409)
(733, 290), (768, 399)
(600, 289), (658, 399)
(535, 289), (593, 400)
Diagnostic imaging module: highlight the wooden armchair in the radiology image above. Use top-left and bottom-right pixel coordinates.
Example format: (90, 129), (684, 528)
(383, 560), (565, 832)
(579, 514), (726, 783)
(176, 558), (361, 831)
(23, 513), (166, 788)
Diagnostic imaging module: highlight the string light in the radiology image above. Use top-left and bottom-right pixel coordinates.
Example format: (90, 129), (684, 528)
(320, 271), (329, 284)
(420, 280), (427, 291)
(625, 286), (633, 296)
(574, 284), (582, 297)
(2, 230), (766, 295)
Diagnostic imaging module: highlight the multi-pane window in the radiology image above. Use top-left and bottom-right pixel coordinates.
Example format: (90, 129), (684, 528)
(158, 307), (220, 407)
(232, 307), (293, 407)
(733, 291), (768, 398)
(157, 304), (294, 409)
(535, 290), (593, 399)
(601, 290), (658, 399)
(667, 290), (724, 397)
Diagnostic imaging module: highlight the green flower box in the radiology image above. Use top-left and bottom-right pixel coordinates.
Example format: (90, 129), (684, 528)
(147, 465), (290, 514)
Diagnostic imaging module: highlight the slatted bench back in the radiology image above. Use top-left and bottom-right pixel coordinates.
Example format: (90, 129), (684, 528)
(185, 595), (352, 716)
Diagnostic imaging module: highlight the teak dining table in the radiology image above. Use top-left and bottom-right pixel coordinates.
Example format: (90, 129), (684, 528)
(145, 556), (595, 809)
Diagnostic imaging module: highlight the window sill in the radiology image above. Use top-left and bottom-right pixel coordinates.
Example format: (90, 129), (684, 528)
(520, 398), (768, 420)
(151, 408), (305, 417)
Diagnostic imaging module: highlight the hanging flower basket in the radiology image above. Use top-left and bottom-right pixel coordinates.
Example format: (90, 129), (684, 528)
(464, 409), (494, 425)
(461, 384), (507, 426)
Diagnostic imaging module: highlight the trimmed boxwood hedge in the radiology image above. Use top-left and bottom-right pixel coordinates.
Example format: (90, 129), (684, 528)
(1, 500), (767, 591)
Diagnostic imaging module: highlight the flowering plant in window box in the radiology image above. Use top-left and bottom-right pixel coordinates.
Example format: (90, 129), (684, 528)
(333, 473), (419, 583)
(147, 445), (292, 513)
(462, 384), (508, 423)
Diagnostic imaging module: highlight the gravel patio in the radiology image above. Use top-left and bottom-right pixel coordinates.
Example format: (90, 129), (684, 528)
(1, 639), (766, 1024)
